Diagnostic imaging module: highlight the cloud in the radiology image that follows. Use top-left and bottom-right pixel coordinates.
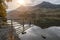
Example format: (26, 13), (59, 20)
(54, 0), (60, 4)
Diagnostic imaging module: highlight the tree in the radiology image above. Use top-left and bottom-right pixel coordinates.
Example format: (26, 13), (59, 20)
(0, 0), (12, 25)
(0, 0), (15, 40)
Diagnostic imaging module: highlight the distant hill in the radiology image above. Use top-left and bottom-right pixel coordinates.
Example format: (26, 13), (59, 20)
(7, 1), (60, 22)
(7, 1), (60, 29)
(35, 1), (60, 9)
(7, 1), (60, 21)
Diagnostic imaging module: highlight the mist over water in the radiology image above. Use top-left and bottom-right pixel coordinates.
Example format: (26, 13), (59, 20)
(19, 26), (60, 40)
(7, 20), (60, 40)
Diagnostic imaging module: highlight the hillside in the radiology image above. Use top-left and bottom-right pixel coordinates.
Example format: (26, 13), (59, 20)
(35, 1), (60, 9)
(7, 1), (60, 29)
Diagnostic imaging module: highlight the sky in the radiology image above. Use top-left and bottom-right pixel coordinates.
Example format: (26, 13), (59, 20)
(6, 0), (60, 11)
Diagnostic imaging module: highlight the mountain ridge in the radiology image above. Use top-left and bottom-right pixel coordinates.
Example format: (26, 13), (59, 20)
(35, 1), (60, 9)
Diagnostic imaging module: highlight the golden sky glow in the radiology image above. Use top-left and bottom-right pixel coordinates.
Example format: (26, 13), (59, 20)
(7, 0), (60, 11)
(17, 0), (26, 6)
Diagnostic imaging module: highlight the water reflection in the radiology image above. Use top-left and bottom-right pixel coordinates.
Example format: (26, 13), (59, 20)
(7, 20), (60, 40)
(19, 26), (60, 40)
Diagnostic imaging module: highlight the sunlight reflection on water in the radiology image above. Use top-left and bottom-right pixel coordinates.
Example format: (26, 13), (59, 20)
(7, 20), (60, 40)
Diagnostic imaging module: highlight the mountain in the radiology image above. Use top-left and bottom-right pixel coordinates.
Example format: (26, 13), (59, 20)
(35, 1), (60, 9)
(7, 1), (60, 20)
(7, 1), (60, 29)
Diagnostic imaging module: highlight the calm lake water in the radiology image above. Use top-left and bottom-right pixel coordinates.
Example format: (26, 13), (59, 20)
(7, 20), (60, 40)
(19, 26), (60, 40)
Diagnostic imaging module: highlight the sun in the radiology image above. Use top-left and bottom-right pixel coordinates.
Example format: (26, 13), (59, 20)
(17, 0), (26, 6)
